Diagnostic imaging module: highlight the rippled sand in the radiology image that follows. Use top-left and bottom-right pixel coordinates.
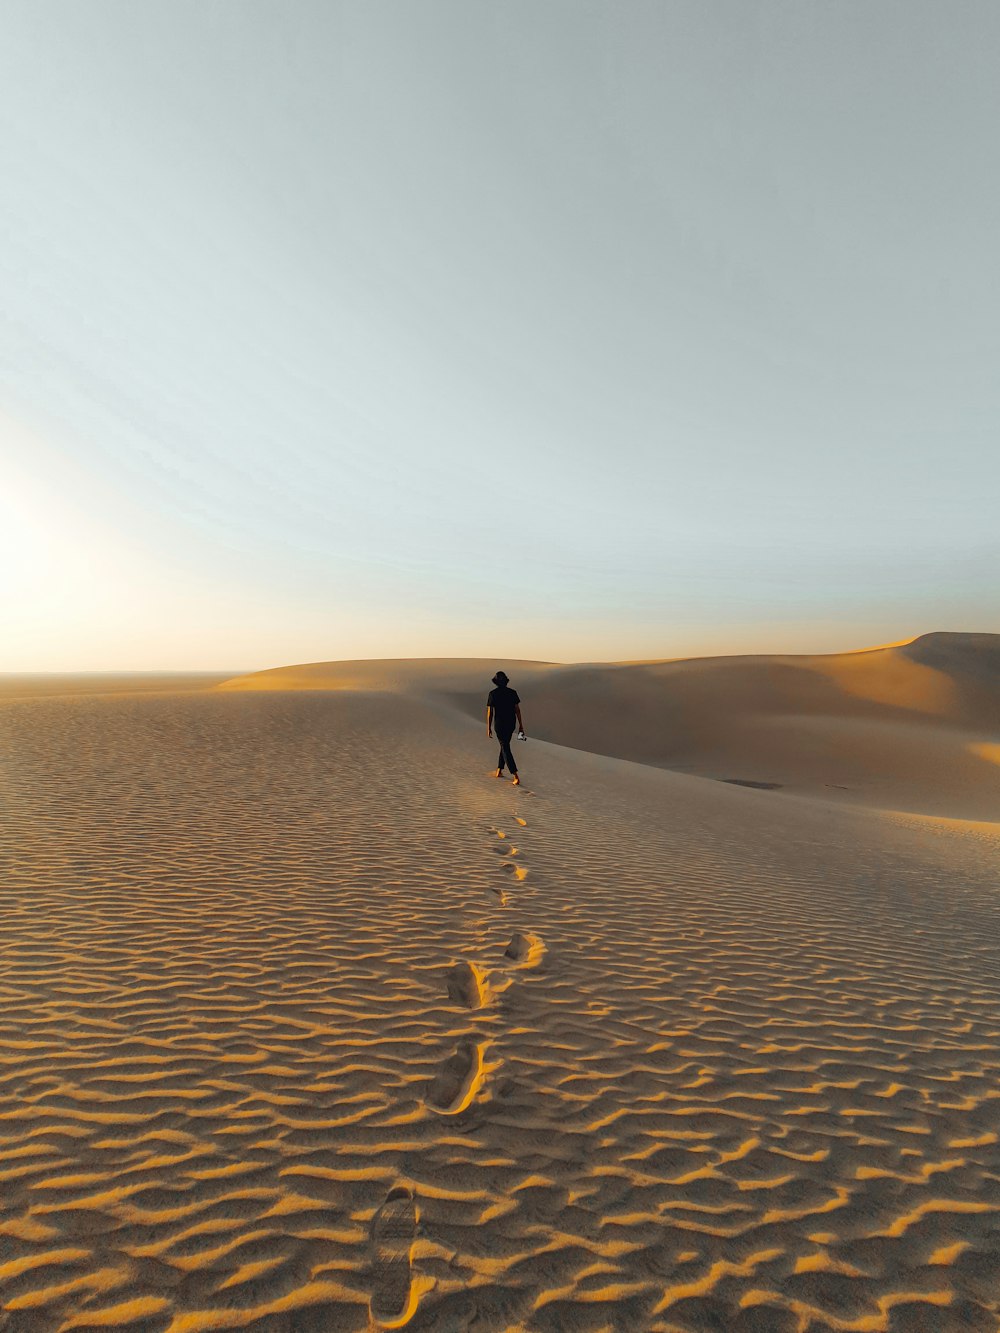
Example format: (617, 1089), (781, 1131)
(2, 658), (999, 1331)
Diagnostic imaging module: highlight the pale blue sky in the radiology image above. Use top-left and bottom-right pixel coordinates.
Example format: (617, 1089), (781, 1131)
(2, 2), (998, 669)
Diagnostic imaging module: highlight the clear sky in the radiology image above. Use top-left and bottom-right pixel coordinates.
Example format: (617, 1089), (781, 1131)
(2, 2), (998, 671)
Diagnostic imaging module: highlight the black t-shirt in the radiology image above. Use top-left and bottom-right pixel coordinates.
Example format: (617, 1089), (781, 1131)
(487, 685), (520, 729)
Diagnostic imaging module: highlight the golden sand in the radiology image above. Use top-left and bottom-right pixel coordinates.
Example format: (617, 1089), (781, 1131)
(1, 636), (999, 1331)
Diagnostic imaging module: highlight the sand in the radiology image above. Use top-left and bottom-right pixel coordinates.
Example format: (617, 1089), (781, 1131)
(0, 675), (234, 703)
(1, 636), (999, 1331)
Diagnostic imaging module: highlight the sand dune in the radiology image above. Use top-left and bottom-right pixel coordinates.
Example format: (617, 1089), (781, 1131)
(1, 638), (999, 1331)
(505, 634), (1000, 822)
(224, 633), (1000, 821)
(216, 658), (558, 696)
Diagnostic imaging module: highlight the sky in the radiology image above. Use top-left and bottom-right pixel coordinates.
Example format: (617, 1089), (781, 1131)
(2, 1), (998, 671)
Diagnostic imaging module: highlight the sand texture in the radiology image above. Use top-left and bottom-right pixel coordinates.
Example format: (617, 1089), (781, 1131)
(2, 637), (999, 1331)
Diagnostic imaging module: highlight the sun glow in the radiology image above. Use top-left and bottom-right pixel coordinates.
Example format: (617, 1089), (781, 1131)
(0, 414), (138, 662)
(1, 456), (97, 606)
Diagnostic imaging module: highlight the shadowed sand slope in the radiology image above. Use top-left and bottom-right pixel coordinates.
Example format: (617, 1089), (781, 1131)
(2, 684), (1000, 1331)
(512, 634), (1000, 821)
(220, 634), (1000, 820)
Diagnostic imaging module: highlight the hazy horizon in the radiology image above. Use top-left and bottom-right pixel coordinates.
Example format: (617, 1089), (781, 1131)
(0, 629), (979, 679)
(3, 2), (999, 671)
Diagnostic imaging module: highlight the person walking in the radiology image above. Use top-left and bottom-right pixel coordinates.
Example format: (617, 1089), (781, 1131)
(487, 670), (525, 785)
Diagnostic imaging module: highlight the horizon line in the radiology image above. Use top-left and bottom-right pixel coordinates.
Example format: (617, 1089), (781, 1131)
(2, 633), (964, 678)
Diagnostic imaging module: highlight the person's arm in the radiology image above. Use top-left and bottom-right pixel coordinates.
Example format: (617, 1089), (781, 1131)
(515, 704), (525, 736)
(486, 703), (493, 736)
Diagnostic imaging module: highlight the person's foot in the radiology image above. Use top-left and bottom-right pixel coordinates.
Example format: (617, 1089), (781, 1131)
(495, 768), (504, 778)
(512, 774), (521, 785)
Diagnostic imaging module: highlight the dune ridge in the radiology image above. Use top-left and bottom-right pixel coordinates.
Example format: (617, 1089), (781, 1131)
(1, 638), (998, 1330)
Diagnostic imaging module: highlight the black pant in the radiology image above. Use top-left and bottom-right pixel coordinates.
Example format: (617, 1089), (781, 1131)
(496, 725), (518, 774)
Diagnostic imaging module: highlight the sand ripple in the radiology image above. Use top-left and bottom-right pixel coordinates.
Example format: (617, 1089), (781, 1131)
(1, 690), (999, 1331)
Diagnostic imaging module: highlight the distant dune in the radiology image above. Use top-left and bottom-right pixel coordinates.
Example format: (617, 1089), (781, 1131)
(219, 633), (1000, 821)
(217, 656), (560, 695)
(0, 672), (232, 701)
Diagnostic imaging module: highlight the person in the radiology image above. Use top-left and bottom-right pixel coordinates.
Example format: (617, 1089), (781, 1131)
(486, 670), (525, 785)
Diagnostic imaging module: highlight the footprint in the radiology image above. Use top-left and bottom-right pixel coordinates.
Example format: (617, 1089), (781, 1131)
(499, 862), (529, 881)
(504, 931), (545, 968)
(492, 844), (517, 856)
(369, 1186), (419, 1328)
(427, 1039), (489, 1114)
(444, 960), (487, 1009)
(514, 816), (527, 827)
(490, 886), (509, 907)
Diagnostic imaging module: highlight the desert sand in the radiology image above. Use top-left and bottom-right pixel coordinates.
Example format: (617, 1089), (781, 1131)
(1, 634), (999, 1332)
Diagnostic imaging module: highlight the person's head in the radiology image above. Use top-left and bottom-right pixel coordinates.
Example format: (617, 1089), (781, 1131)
(492, 670), (509, 686)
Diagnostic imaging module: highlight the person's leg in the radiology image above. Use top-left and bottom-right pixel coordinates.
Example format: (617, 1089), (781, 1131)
(499, 728), (518, 775)
(496, 739), (505, 773)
